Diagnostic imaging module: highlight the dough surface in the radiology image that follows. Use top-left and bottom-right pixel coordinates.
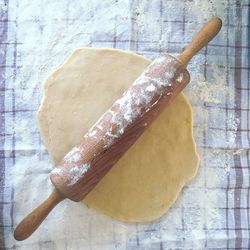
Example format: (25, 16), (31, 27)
(37, 48), (199, 222)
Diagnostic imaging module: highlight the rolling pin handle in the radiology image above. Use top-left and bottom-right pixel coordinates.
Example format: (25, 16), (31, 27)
(178, 17), (222, 66)
(14, 189), (64, 241)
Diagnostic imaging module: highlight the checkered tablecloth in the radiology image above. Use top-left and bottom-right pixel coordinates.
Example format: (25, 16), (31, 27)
(0, 0), (249, 249)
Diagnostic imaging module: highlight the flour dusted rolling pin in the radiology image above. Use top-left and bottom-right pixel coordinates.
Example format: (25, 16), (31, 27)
(14, 17), (222, 241)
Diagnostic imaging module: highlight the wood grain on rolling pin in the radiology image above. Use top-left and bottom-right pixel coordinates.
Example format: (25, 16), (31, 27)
(50, 54), (190, 201)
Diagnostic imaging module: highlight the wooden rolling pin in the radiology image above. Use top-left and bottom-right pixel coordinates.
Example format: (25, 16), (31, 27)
(14, 17), (222, 241)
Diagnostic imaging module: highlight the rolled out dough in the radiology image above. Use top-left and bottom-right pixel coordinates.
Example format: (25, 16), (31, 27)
(37, 48), (199, 222)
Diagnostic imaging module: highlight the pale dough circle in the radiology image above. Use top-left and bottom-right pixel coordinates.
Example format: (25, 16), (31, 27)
(37, 48), (199, 222)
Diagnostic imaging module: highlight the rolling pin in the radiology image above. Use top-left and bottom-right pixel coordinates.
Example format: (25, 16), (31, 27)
(14, 17), (222, 241)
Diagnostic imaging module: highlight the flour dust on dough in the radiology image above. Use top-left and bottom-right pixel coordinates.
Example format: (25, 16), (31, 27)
(37, 48), (199, 222)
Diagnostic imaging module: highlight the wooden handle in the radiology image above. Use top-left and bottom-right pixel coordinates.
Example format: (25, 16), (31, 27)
(178, 17), (222, 66)
(14, 189), (64, 241)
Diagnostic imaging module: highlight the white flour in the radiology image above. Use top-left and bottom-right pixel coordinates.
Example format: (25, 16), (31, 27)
(5, 0), (234, 249)
(64, 147), (82, 163)
(69, 164), (91, 185)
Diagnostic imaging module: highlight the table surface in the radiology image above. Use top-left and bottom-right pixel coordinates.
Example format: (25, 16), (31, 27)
(0, 0), (249, 249)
